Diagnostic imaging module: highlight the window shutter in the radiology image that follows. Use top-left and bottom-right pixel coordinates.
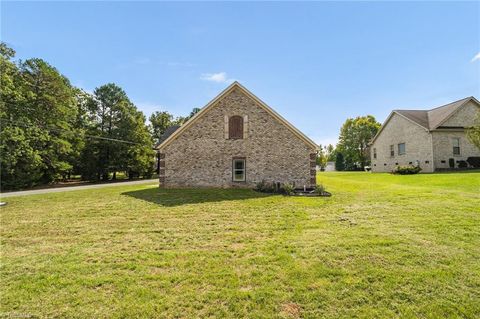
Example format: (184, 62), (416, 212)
(243, 115), (248, 139)
(228, 116), (243, 139)
(224, 115), (229, 139)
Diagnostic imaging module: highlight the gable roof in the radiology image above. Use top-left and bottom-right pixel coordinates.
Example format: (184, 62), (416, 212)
(427, 96), (479, 129)
(370, 96), (479, 145)
(395, 96), (478, 130)
(157, 81), (318, 150)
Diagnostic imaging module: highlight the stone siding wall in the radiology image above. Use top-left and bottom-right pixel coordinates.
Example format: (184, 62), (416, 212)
(160, 87), (316, 188)
(371, 113), (434, 173)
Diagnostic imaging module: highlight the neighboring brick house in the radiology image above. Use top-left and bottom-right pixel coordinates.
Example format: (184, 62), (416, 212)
(370, 96), (480, 173)
(157, 82), (318, 187)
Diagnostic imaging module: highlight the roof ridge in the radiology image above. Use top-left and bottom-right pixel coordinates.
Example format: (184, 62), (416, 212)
(394, 109), (427, 112)
(427, 96), (472, 112)
(393, 97), (472, 113)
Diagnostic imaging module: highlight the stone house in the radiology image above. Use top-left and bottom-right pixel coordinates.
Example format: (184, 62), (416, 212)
(370, 96), (480, 173)
(157, 82), (318, 187)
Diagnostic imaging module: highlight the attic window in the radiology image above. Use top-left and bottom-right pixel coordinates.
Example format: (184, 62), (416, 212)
(229, 116), (244, 139)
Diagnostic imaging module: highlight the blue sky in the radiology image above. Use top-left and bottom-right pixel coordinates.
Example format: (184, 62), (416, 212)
(2, 1), (479, 145)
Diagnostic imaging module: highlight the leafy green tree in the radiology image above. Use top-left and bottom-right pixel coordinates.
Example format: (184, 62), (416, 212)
(173, 107), (201, 126)
(467, 114), (480, 150)
(336, 115), (380, 170)
(149, 111), (174, 144)
(1, 44), (42, 189)
(80, 83), (154, 180)
(1, 43), (80, 189)
(316, 144), (326, 169)
(17, 58), (78, 183)
(187, 107), (201, 119)
(335, 152), (345, 171)
(326, 144), (335, 161)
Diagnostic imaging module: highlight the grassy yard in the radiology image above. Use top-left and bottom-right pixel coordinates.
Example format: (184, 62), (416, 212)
(1, 172), (479, 318)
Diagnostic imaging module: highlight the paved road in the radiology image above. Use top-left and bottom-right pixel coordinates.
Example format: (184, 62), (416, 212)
(0, 179), (158, 198)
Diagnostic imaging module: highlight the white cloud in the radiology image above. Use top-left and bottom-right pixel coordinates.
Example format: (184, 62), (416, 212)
(471, 52), (480, 62)
(200, 72), (235, 83)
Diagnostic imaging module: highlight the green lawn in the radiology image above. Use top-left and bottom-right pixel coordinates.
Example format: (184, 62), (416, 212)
(1, 172), (479, 318)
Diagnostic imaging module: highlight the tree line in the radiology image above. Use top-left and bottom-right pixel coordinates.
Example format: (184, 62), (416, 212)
(0, 43), (196, 190)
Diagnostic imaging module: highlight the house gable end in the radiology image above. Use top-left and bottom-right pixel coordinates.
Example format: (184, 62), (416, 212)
(434, 98), (480, 129)
(370, 110), (428, 145)
(158, 82), (318, 151)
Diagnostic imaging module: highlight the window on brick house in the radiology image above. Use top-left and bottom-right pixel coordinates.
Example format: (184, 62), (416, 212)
(373, 148), (377, 159)
(232, 158), (246, 182)
(390, 145), (394, 157)
(398, 143), (406, 155)
(229, 116), (243, 139)
(452, 138), (460, 155)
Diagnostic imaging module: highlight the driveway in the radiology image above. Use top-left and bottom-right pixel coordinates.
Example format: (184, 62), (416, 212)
(0, 179), (158, 198)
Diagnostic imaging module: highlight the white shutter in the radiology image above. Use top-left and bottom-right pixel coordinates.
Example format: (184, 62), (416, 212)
(224, 115), (229, 139)
(243, 115), (248, 139)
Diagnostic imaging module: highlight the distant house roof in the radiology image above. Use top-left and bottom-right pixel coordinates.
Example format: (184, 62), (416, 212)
(393, 96), (478, 130)
(370, 96), (479, 145)
(155, 125), (180, 148)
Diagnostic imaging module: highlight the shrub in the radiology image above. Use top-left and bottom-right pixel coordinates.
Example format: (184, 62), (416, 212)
(392, 165), (422, 175)
(335, 153), (345, 171)
(281, 183), (295, 196)
(314, 184), (326, 195)
(255, 181), (296, 195)
(467, 157), (480, 168)
(458, 160), (468, 168)
(449, 158), (455, 168)
(254, 180), (275, 193)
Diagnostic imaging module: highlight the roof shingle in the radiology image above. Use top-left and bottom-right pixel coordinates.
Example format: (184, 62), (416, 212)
(395, 97), (475, 130)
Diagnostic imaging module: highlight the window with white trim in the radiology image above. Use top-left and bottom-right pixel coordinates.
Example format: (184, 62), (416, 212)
(232, 158), (246, 182)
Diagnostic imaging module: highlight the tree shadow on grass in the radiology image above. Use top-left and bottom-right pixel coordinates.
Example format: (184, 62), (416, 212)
(121, 187), (274, 207)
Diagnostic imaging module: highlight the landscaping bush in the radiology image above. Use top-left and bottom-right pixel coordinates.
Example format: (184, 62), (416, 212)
(467, 157), (480, 168)
(255, 180), (296, 195)
(254, 180), (276, 193)
(449, 158), (455, 168)
(457, 160), (468, 168)
(281, 183), (295, 196)
(314, 184), (326, 195)
(392, 165), (422, 175)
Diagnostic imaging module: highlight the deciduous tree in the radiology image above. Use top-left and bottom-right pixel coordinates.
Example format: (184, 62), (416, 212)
(467, 115), (480, 150)
(336, 115), (380, 170)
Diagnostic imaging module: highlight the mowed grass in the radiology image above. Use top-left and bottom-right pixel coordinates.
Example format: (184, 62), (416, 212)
(1, 172), (479, 318)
